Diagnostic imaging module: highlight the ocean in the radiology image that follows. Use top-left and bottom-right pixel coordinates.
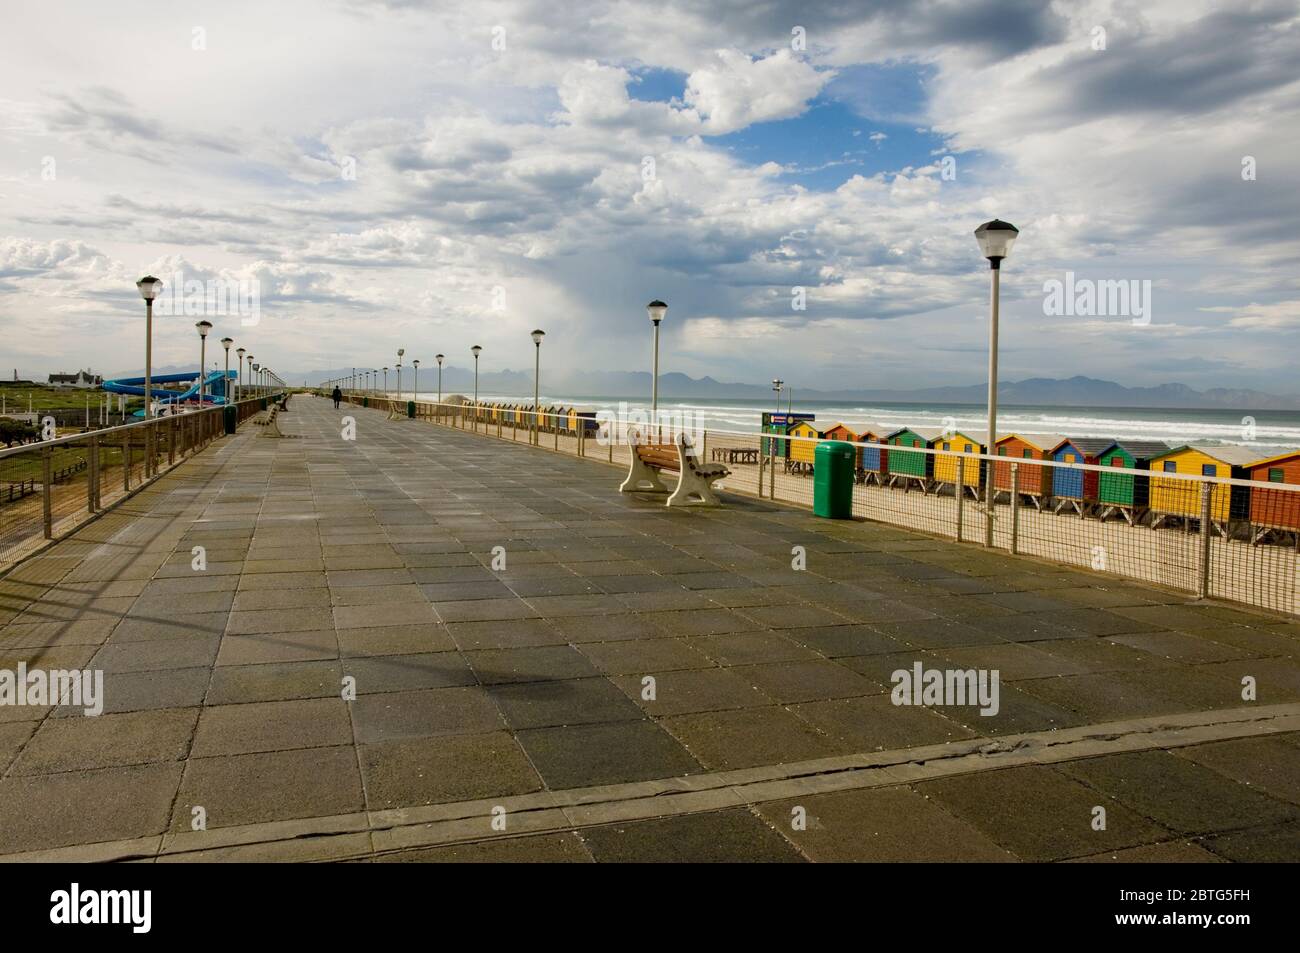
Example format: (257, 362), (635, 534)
(403, 395), (1300, 452)
(408, 393), (1300, 451)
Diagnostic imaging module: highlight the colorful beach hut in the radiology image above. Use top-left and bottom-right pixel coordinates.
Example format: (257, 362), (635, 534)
(853, 425), (890, 485)
(992, 433), (1065, 508)
(786, 420), (822, 475)
(1095, 440), (1168, 525)
(1049, 437), (1114, 516)
(1148, 444), (1255, 533)
(884, 426), (942, 491)
(930, 430), (988, 498)
(761, 412), (813, 459)
(1245, 448), (1300, 543)
(821, 423), (856, 442)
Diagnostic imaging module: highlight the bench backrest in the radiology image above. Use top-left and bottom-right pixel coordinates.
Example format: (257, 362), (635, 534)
(635, 443), (679, 471)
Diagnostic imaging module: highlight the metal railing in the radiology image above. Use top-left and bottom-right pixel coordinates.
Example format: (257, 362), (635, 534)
(0, 396), (274, 573)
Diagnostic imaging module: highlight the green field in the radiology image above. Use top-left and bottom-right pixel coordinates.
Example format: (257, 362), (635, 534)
(0, 383), (143, 415)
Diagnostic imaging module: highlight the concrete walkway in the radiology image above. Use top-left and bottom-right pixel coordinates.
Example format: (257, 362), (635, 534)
(1, 395), (1298, 862)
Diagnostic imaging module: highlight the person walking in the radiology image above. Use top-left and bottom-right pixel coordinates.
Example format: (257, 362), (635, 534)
(332, 385), (342, 409)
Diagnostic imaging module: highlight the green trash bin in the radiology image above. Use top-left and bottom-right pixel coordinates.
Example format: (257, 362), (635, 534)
(260, 397), (268, 410)
(363, 397), (369, 408)
(223, 404), (237, 435)
(407, 400), (416, 419)
(813, 441), (855, 519)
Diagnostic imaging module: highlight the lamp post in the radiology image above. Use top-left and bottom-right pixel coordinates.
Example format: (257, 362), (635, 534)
(252, 363), (259, 395)
(383, 367), (388, 396)
(246, 354), (254, 398)
(221, 338), (233, 403)
(397, 349), (404, 400)
(235, 349), (246, 403)
(974, 218), (1019, 548)
(136, 276), (163, 417)
(471, 345), (482, 420)
(772, 378), (783, 415)
(436, 354), (444, 403)
(195, 321), (212, 405)
(413, 359), (420, 402)
(647, 299), (667, 432)
(530, 330), (545, 445)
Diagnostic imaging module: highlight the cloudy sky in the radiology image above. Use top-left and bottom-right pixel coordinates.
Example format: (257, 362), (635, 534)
(2, 0), (1298, 394)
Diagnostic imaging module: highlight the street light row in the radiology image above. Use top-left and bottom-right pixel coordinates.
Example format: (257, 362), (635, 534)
(320, 301), (671, 423)
(136, 275), (280, 418)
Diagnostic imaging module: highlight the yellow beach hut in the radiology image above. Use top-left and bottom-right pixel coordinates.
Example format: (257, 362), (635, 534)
(1148, 444), (1255, 533)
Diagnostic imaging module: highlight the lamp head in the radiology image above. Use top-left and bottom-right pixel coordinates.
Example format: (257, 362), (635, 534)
(974, 219), (1019, 265)
(136, 275), (163, 301)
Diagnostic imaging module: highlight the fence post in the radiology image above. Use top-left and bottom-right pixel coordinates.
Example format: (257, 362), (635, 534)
(88, 435), (98, 513)
(41, 444), (53, 538)
(1199, 482), (1212, 598)
(1009, 463), (1020, 554)
(956, 456), (965, 543)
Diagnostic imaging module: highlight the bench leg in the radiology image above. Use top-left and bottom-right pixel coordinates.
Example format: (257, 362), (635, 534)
(620, 454), (669, 494)
(667, 468), (724, 507)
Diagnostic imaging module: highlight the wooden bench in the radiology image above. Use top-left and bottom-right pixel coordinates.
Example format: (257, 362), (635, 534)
(254, 404), (283, 437)
(620, 430), (730, 507)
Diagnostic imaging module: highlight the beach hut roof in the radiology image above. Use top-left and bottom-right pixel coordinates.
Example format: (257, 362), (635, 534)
(886, 425), (946, 441)
(1102, 439), (1170, 459)
(1154, 443), (1262, 467)
(932, 429), (989, 446)
(996, 432), (1068, 452)
(1247, 447), (1300, 468)
(1051, 437), (1114, 457)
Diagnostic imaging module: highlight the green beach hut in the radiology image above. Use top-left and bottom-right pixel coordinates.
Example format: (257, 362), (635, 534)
(1096, 439), (1169, 524)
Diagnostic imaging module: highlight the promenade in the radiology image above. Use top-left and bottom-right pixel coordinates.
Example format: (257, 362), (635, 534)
(1, 395), (1298, 861)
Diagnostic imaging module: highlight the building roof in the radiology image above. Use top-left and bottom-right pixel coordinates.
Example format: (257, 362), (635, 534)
(1154, 443), (1263, 467)
(995, 432), (1068, 451)
(1051, 437), (1115, 456)
(1102, 439), (1171, 459)
(1244, 447), (1300, 469)
(885, 425), (946, 441)
(931, 429), (989, 447)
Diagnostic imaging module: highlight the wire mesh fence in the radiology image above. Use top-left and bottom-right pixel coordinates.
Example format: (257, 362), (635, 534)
(326, 391), (1300, 617)
(0, 396), (273, 573)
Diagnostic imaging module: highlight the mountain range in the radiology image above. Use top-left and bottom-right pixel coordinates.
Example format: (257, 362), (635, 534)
(279, 368), (1300, 411)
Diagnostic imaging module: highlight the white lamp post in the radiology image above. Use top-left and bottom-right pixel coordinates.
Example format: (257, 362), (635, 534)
(974, 218), (1019, 547)
(136, 276), (164, 417)
(436, 354), (444, 403)
(397, 349), (404, 400)
(383, 366), (388, 396)
(647, 299), (667, 428)
(471, 345), (482, 417)
(413, 359), (420, 402)
(221, 338), (233, 403)
(531, 330), (545, 444)
(772, 378), (783, 415)
(196, 321), (212, 405)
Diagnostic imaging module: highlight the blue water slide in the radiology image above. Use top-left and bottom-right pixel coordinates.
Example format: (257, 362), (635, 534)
(102, 370), (236, 410)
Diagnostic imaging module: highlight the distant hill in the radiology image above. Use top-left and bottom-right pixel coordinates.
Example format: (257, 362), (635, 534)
(286, 367), (1300, 411)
